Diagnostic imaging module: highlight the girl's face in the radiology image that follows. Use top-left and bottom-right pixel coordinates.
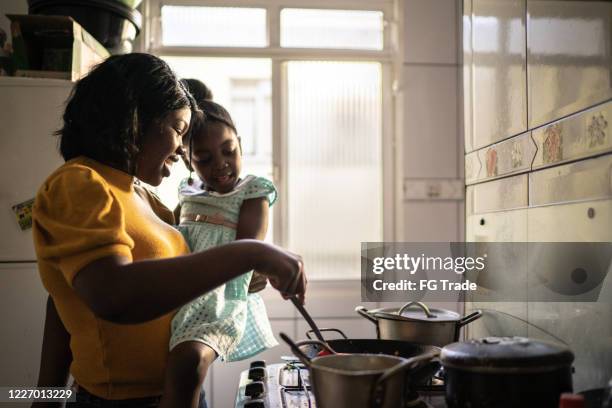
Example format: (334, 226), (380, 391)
(135, 107), (191, 186)
(189, 122), (242, 194)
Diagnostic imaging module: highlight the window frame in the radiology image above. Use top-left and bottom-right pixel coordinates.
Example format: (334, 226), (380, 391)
(141, 0), (403, 273)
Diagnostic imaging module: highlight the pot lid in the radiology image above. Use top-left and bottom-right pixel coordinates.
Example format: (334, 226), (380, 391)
(441, 337), (574, 371)
(373, 301), (462, 322)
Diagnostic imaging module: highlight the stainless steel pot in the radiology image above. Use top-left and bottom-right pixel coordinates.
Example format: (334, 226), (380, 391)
(356, 301), (483, 347)
(280, 332), (440, 408)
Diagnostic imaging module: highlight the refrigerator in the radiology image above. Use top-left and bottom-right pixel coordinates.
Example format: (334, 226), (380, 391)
(0, 76), (72, 395)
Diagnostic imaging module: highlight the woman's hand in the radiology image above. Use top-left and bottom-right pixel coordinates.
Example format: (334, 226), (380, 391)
(248, 271), (268, 293)
(254, 243), (306, 304)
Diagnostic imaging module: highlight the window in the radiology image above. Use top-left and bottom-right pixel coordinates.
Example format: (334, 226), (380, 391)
(146, 0), (396, 279)
(161, 6), (267, 47)
(281, 8), (384, 50)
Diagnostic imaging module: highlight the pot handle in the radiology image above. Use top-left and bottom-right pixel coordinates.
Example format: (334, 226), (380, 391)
(355, 306), (378, 324)
(398, 301), (437, 319)
(279, 332), (316, 367)
(458, 309), (483, 327)
(371, 350), (441, 408)
(306, 328), (348, 340)
(294, 339), (338, 355)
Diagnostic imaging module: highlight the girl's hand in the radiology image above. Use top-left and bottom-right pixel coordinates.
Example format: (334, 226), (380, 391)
(255, 243), (306, 304)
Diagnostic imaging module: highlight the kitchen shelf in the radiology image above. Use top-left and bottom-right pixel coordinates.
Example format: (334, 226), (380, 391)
(0, 75), (74, 88)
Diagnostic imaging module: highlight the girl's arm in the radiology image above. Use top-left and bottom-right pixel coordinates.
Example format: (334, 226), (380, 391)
(173, 203), (181, 225)
(72, 239), (305, 325)
(30, 297), (72, 408)
(236, 197), (270, 293)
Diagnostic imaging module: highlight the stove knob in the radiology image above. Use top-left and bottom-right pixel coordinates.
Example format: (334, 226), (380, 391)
(244, 400), (265, 408)
(248, 367), (266, 381)
(245, 381), (265, 398)
(250, 360), (266, 369)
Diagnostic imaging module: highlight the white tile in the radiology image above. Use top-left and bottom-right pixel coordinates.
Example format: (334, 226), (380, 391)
(404, 0), (460, 64)
(299, 280), (377, 319)
(403, 202), (460, 242)
(403, 65), (460, 178)
(258, 286), (296, 319)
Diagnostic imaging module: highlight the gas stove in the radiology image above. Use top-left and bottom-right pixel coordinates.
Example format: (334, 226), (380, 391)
(234, 360), (448, 408)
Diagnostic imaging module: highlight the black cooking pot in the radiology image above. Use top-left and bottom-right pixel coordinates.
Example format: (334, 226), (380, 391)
(29, 0), (142, 53)
(441, 336), (574, 408)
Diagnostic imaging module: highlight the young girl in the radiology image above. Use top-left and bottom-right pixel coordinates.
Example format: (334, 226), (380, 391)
(160, 100), (278, 408)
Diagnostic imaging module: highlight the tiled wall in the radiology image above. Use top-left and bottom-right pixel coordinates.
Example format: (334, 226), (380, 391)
(402, 0), (465, 243)
(463, 0), (612, 392)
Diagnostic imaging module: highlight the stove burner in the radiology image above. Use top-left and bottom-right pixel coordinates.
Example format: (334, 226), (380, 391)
(234, 362), (447, 408)
(280, 388), (315, 408)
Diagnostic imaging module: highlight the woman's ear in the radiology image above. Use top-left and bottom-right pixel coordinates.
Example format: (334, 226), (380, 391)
(237, 136), (243, 155)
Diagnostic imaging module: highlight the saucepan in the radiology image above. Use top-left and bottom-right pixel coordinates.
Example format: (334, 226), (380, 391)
(356, 301), (482, 347)
(440, 336), (574, 408)
(280, 332), (440, 408)
(299, 327), (441, 385)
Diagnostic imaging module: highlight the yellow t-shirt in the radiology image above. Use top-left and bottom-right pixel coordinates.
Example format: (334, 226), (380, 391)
(32, 156), (189, 399)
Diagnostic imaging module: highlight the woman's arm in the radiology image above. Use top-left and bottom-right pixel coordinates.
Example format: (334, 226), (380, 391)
(73, 239), (305, 325)
(236, 197), (270, 293)
(30, 296), (72, 408)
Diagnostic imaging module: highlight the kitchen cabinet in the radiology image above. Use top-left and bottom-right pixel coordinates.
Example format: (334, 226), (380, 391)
(468, 0), (528, 151)
(527, 0), (612, 129)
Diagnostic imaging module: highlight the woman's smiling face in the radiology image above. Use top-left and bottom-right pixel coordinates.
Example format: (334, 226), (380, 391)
(135, 107), (191, 186)
(189, 122), (242, 194)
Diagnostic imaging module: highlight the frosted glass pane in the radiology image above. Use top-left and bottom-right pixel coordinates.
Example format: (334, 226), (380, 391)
(286, 61), (383, 280)
(281, 8), (384, 50)
(162, 6), (267, 47)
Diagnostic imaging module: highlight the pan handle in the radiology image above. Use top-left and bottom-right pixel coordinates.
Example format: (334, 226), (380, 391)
(355, 306), (378, 324)
(458, 309), (483, 327)
(294, 339), (338, 355)
(371, 350), (441, 408)
(306, 328), (348, 340)
(398, 301), (437, 318)
(279, 332), (315, 367)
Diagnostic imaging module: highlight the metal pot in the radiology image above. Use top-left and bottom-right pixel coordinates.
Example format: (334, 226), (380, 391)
(440, 336), (574, 408)
(299, 328), (441, 385)
(280, 332), (440, 408)
(356, 301), (483, 347)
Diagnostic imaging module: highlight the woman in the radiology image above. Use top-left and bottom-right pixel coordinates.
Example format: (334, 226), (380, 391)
(30, 53), (306, 408)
